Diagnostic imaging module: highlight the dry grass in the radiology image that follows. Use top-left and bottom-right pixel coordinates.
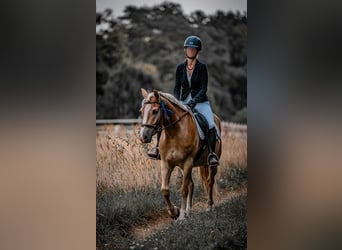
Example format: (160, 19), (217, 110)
(96, 122), (247, 193)
(96, 122), (247, 250)
(220, 122), (247, 164)
(96, 125), (160, 193)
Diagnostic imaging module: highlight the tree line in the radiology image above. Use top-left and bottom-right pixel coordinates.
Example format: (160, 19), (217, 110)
(96, 2), (247, 123)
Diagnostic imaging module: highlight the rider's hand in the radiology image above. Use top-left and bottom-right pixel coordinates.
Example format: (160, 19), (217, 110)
(184, 101), (196, 110)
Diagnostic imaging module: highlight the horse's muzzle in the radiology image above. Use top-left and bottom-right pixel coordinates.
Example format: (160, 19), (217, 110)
(139, 127), (153, 143)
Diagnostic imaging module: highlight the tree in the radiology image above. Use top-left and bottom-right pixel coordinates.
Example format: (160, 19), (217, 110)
(96, 3), (247, 122)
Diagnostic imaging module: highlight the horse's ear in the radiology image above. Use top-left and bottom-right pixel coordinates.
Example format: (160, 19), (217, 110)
(153, 89), (160, 100)
(141, 88), (148, 99)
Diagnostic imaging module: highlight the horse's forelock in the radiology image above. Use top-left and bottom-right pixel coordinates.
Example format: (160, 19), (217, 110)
(141, 92), (159, 110)
(147, 92), (157, 102)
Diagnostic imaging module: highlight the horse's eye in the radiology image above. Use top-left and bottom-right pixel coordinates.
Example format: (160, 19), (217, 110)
(152, 109), (159, 115)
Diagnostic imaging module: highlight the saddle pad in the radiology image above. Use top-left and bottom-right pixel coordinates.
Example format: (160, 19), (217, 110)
(192, 112), (221, 141)
(193, 115), (205, 140)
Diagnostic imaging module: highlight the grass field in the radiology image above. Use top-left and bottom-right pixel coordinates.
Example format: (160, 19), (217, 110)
(96, 123), (247, 249)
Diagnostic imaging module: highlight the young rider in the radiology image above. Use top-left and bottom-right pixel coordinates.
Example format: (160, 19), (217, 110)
(147, 35), (219, 166)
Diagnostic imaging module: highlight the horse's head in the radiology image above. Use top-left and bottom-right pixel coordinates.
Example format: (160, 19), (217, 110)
(139, 88), (163, 143)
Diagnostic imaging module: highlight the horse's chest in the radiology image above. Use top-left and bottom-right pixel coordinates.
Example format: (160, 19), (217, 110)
(161, 146), (190, 164)
(163, 147), (180, 158)
(160, 137), (196, 164)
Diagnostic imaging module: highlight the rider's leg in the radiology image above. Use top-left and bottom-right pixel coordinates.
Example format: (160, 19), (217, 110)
(194, 101), (219, 166)
(207, 128), (219, 166)
(147, 130), (161, 159)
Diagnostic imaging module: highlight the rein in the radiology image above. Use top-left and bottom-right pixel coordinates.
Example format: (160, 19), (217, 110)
(163, 110), (189, 129)
(141, 99), (189, 133)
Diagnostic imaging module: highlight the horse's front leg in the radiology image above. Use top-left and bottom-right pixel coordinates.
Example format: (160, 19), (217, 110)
(207, 165), (218, 210)
(186, 174), (194, 216)
(178, 159), (193, 221)
(160, 160), (179, 219)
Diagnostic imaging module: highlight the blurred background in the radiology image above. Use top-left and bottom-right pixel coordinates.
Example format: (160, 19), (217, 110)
(96, 0), (247, 123)
(1, 0), (342, 249)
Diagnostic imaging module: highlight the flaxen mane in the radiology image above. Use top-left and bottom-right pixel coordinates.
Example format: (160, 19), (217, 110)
(158, 92), (188, 112)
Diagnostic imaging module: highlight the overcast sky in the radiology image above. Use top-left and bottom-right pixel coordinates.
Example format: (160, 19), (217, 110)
(96, 0), (247, 17)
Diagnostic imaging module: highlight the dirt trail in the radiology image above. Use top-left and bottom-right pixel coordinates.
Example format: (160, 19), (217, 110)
(131, 186), (247, 241)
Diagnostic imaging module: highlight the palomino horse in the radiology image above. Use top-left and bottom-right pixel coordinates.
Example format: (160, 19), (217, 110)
(139, 88), (222, 221)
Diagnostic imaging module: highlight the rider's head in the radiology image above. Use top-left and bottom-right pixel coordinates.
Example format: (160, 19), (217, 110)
(183, 35), (202, 59)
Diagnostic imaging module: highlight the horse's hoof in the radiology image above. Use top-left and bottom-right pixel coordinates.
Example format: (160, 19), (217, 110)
(176, 209), (187, 222)
(168, 206), (180, 219)
(176, 216), (186, 223)
(206, 206), (213, 212)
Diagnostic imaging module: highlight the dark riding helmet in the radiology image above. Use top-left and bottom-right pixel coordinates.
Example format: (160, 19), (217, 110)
(184, 35), (202, 51)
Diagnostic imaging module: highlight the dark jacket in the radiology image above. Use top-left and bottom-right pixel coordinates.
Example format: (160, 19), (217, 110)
(173, 60), (209, 105)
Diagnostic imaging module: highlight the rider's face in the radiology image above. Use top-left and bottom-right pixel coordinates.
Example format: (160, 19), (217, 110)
(185, 47), (198, 58)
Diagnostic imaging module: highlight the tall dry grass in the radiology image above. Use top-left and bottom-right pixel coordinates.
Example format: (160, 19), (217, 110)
(96, 123), (247, 250)
(96, 122), (247, 193)
(219, 122), (247, 169)
(96, 125), (160, 193)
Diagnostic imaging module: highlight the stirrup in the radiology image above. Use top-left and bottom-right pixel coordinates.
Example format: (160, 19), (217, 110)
(147, 147), (160, 160)
(207, 152), (219, 166)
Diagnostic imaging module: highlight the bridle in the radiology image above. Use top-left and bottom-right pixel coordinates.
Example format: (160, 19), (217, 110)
(141, 100), (163, 134)
(141, 99), (189, 135)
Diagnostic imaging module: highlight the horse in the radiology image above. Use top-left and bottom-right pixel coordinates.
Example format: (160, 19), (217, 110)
(139, 88), (222, 221)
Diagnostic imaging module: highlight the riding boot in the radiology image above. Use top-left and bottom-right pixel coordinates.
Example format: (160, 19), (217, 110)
(147, 130), (161, 160)
(207, 128), (219, 166)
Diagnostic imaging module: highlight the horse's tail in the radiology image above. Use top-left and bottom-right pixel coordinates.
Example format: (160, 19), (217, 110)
(199, 166), (210, 193)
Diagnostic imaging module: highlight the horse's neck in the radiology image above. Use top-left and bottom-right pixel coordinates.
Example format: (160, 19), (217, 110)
(162, 97), (185, 121)
(161, 98), (191, 137)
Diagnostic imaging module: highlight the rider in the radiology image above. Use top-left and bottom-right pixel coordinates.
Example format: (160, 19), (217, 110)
(147, 35), (219, 166)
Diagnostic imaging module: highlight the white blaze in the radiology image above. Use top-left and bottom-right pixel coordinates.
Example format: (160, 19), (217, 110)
(140, 94), (154, 140)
